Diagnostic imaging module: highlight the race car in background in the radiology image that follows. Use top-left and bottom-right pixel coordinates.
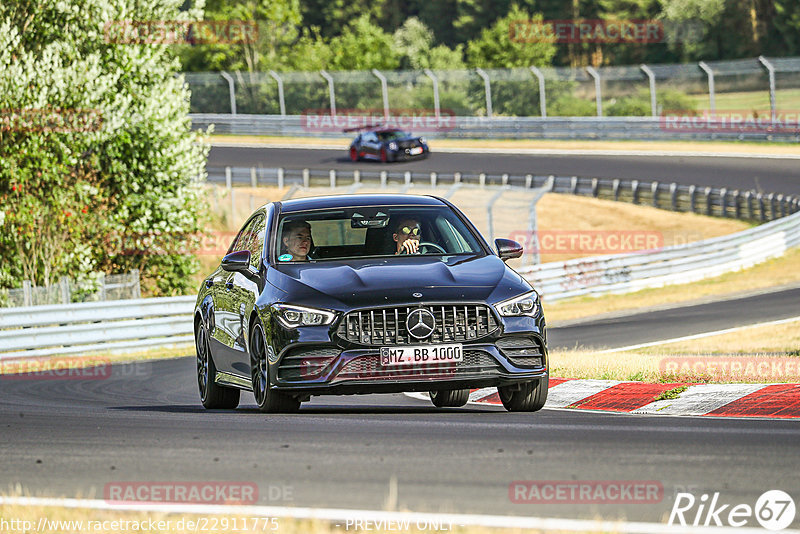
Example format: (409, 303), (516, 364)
(348, 127), (429, 163)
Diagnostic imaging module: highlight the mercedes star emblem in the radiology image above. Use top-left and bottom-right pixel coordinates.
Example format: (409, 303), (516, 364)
(406, 308), (436, 339)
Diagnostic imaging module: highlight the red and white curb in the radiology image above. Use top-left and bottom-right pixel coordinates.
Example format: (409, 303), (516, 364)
(408, 380), (800, 418)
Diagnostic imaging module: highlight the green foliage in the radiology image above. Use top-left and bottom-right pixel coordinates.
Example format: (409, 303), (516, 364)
(0, 0), (208, 296)
(328, 15), (400, 71)
(466, 5), (556, 68)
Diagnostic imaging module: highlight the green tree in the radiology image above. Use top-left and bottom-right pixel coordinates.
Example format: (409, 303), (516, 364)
(393, 17), (466, 70)
(0, 0), (208, 296)
(328, 14), (400, 71)
(466, 5), (556, 68)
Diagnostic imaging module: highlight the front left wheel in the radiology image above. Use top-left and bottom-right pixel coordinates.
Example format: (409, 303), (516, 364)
(196, 322), (240, 409)
(250, 322), (300, 413)
(498, 376), (549, 412)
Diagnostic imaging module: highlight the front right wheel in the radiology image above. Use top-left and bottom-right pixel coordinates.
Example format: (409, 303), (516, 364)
(498, 376), (549, 412)
(430, 389), (470, 408)
(250, 321), (300, 413)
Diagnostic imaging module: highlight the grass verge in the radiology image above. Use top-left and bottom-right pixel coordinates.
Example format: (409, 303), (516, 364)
(550, 318), (800, 383)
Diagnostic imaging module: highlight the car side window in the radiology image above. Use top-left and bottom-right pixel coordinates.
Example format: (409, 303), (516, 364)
(363, 132), (377, 143)
(249, 216), (266, 268)
(230, 215), (261, 255)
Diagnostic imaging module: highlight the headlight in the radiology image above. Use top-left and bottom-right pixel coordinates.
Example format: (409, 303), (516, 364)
(494, 291), (539, 317)
(419, 137), (426, 144)
(388, 142), (398, 151)
(273, 304), (336, 328)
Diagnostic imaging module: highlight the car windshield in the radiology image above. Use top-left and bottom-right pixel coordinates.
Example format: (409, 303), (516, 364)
(275, 205), (483, 262)
(376, 130), (411, 141)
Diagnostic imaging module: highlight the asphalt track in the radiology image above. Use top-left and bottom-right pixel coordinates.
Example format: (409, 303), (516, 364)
(2, 357), (800, 525)
(2, 288), (800, 526)
(208, 146), (800, 195)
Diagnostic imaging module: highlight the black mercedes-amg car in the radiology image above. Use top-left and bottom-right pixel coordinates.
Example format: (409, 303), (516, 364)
(348, 128), (429, 162)
(194, 194), (548, 413)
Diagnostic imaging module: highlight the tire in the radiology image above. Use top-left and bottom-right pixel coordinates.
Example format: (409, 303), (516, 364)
(350, 147), (359, 162)
(498, 376), (549, 412)
(380, 147), (388, 163)
(430, 388), (470, 408)
(196, 322), (240, 409)
(250, 321), (300, 413)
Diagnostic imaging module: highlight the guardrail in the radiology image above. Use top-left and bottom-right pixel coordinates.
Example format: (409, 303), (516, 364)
(192, 114), (800, 142)
(209, 166), (800, 222)
(0, 297), (195, 360)
(520, 209), (800, 301)
(3, 186), (798, 359)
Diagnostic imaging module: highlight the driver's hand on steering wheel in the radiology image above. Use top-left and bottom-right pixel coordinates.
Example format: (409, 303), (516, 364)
(397, 239), (419, 254)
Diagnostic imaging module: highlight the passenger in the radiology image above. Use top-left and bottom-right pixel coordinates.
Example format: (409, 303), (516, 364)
(281, 220), (313, 261)
(393, 218), (422, 255)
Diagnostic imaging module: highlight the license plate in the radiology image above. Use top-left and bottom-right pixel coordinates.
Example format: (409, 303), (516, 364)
(380, 344), (463, 367)
(409, 147), (423, 155)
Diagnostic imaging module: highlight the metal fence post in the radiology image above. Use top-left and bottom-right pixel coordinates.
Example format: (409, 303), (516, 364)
(745, 191), (753, 219)
(430, 172), (437, 188)
(423, 69), (440, 119)
(131, 269), (141, 299)
(705, 187), (713, 216)
(591, 178), (599, 197)
(689, 185), (697, 213)
(404, 171), (412, 187)
(225, 166), (232, 190)
(530, 66), (547, 117)
(268, 70), (286, 116)
(372, 69), (390, 120)
(757, 193), (765, 222)
(475, 68), (493, 118)
(698, 61), (716, 117)
(220, 72), (237, 115)
(734, 190), (741, 219)
(670, 183), (678, 211)
(23, 280), (32, 307)
(631, 180), (640, 204)
(60, 277), (70, 304)
(380, 171), (387, 188)
(525, 174), (533, 188)
(651, 181), (659, 208)
(277, 168), (284, 189)
(320, 70), (336, 117)
(640, 64), (657, 117)
(250, 167), (257, 188)
(612, 179), (620, 201)
(586, 66), (603, 117)
(354, 170), (361, 184)
(303, 168), (309, 189)
(720, 187), (728, 217)
(479, 173), (486, 188)
(758, 56), (777, 123)
(329, 169), (336, 188)
(525, 176), (554, 267)
(486, 187), (507, 243)
(454, 172), (462, 184)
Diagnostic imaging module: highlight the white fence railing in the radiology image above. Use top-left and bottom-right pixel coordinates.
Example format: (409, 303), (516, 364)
(0, 296), (195, 360)
(2, 211), (797, 359)
(519, 208), (800, 301)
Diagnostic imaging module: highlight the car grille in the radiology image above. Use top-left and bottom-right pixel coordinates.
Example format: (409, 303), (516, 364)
(336, 305), (498, 346)
(399, 140), (420, 149)
(335, 350), (501, 381)
(277, 347), (340, 381)
(496, 336), (545, 368)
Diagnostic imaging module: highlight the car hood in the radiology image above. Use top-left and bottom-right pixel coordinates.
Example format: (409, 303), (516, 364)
(267, 255), (529, 309)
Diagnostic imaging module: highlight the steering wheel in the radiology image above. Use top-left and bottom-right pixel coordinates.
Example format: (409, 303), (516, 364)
(418, 241), (446, 254)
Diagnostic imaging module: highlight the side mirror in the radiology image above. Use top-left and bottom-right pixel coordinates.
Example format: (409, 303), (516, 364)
(221, 250), (252, 273)
(495, 238), (523, 262)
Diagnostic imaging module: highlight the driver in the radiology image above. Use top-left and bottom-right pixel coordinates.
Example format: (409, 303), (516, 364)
(281, 220), (313, 261)
(393, 218), (421, 255)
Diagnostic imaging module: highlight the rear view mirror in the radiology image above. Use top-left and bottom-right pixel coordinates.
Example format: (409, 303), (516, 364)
(222, 250), (251, 272)
(495, 238), (523, 261)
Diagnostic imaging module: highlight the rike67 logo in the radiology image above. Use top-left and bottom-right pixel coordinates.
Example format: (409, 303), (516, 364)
(669, 490), (796, 530)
